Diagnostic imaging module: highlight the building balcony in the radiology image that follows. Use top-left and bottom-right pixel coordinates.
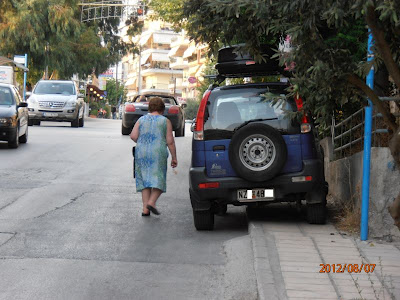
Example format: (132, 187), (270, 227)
(170, 35), (190, 49)
(141, 68), (182, 76)
(170, 57), (188, 69)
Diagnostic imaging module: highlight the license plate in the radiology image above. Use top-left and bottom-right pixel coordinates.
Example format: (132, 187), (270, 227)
(43, 112), (58, 117)
(237, 188), (274, 202)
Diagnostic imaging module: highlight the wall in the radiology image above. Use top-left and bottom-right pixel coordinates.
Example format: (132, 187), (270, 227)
(321, 138), (400, 238)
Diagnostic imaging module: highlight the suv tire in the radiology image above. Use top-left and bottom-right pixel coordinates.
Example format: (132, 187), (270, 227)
(193, 209), (214, 230)
(229, 123), (287, 182)
(306, 203), (326, 224)
(79, 116), (84, 127)
(71, 115), (79, 127)
(122, 124), (131, 135)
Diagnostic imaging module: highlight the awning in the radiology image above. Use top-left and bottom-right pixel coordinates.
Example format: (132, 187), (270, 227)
(125, 77), (136, 86)
(183, 46), (196, 58)
(140, 52), (151, 65)
(151, 52), (170, 62)
(153, 33), (175, 44)
(0, 56), (29, 72)
(168, 45), (187, 57)
(168, 46), (180, 57)
(139, 34), (151, 46)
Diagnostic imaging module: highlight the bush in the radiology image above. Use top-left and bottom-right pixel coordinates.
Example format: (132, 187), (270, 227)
(91, 109), (98, 116)
(184, 98), (200, 120)
(104, 105), (111, 119)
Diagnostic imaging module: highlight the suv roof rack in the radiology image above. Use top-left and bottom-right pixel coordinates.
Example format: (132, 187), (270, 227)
(215, 44), (289, 78)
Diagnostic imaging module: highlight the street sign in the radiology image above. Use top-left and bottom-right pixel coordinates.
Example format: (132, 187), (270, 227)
(14, 55), (25, 64)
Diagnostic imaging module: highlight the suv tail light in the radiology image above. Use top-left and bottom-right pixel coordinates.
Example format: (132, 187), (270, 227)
(198, 182), (220, 189)
(194, 90), (211, 140)
(125, 104), (136, 112)
(168, 106), (180, 114)
(294, 94), (311, 133)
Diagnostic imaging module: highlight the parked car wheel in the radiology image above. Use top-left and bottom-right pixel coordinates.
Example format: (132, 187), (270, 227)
(175, 124), (185, 137)
(122, 124), (131, 135)
(193, 209), (214, 230)
(229, 123), (287, 182)
(33, 120), (41, 126)
(19, 126), (28, 143)
(28, 119), (33, 126)
(71, 115), (79, 127)
(8, 127), (19, 149)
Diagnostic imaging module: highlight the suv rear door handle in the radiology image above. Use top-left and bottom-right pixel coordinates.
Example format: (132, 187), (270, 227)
(213, 145), (225, 151)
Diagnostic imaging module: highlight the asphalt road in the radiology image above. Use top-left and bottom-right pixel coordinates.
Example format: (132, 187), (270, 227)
(0, 118), (254, 300)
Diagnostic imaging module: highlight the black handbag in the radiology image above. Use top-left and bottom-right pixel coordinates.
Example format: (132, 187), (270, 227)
(132, 146), (136, 178)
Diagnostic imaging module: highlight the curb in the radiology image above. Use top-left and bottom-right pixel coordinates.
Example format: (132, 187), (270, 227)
(248, 221), (287, 300)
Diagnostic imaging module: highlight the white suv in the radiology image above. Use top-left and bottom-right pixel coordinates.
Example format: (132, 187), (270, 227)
(27, 80), (85, 127)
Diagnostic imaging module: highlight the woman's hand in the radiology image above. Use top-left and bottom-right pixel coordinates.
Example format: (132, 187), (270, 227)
(171, 158), (178, 168)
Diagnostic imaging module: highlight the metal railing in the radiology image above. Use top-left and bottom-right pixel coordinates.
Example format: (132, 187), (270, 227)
(331, 97), (400, 159)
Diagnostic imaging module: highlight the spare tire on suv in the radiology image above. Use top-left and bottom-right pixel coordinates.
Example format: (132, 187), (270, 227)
(229, 123), (287, 182)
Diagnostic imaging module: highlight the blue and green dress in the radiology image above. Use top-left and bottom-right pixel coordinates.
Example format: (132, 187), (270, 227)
(134, 114), (168, 192)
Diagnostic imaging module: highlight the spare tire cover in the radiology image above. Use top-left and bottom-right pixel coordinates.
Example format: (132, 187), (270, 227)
(229, 123), (287, 182)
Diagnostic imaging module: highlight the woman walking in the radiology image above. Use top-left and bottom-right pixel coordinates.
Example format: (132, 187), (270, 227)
(130, 97), (178, 216)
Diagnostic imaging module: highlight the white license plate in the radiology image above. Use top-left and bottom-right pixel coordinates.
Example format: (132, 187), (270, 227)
(43, 112), (58, 117)
(237, 188), (274, 202)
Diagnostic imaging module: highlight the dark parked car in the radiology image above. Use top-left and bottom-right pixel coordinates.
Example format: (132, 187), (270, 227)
(0, 83), (29, 148)
(189, 45), (327, 230)
(121, 93), (186, 136)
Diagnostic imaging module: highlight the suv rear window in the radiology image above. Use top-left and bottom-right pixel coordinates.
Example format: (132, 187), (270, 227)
(204, 86), (296, 132)
(34, 82), (75, 95)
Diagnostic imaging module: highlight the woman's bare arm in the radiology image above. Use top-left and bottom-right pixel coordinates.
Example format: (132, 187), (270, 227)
(130, 121), (140, 142)
(166, 119), (178, 167)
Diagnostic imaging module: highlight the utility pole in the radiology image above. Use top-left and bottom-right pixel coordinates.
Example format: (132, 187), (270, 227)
(44, 42), (50, 80)
(360, 30), (374, 241)
(138, 46), (142, 95)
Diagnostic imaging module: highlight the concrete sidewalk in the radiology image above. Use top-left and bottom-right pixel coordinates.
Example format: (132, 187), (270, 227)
(249, 209), (400, 300)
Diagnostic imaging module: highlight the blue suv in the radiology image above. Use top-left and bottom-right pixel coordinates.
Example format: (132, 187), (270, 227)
(189, 46), (327, 230)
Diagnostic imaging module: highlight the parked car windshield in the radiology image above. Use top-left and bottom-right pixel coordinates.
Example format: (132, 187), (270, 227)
(0, 87), (14, 105)
(34, 82), (75, 95)
(204, 86), (296, 131)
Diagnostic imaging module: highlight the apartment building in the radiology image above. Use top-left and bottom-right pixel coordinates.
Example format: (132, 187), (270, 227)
(121, 16), (182, 101)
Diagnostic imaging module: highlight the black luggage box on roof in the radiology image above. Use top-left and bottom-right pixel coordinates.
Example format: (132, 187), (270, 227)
(215, 44), (285, 78)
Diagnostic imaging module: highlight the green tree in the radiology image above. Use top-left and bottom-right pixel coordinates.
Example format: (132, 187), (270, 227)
(105, 78), (126, 106)
(0, 0), (139, 82)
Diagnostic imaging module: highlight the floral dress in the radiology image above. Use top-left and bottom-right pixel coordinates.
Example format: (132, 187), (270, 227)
(135, 114), (168, 192)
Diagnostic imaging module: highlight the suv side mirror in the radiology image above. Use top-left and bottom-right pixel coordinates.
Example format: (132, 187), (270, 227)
(181, 103), (187, 108)
(19, 102), (28, 107)
(190, 118), (196, 132)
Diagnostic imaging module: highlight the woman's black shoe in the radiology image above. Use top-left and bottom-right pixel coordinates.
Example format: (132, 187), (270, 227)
(142, 212), (150, 217)
(146, 205), (160, 215)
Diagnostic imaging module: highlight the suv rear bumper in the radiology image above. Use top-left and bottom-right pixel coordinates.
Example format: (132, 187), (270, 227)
(189, 159), (324, 210)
